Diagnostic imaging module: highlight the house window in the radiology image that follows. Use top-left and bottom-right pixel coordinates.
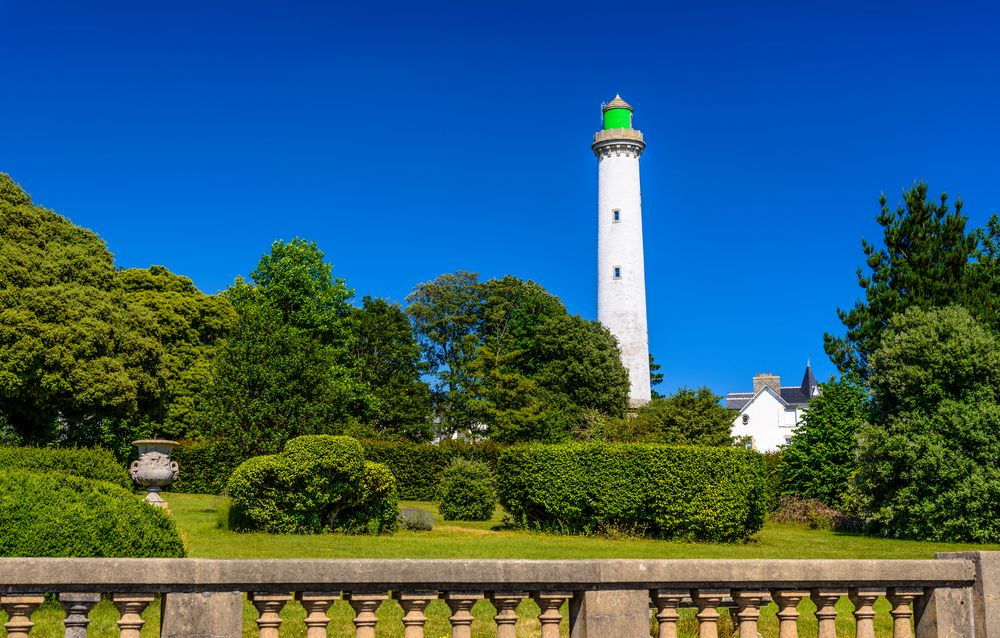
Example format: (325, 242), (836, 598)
(613, 266), (622, 280)
(741, 414), (750, 425)
(612, 209), (621, 223)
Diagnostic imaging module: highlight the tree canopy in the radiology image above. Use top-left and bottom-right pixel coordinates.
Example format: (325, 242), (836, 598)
(824, 183), (989, 382)
(779, 376), (868, 508)
(857, 306), (1000, 542)
(0, 173), (233, 454)
(407, 271), (629, 440)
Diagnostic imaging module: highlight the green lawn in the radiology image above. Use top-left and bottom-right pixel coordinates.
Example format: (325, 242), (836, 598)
(5, 492), (997, 638)
(174, 492), (1000, 559)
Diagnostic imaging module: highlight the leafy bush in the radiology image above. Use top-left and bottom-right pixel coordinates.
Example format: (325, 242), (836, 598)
(779, 377), (868, 508)
(0, 446), (130, 489)
(0, 469), (185, 557)
(360, 439), (505, 500)
(859, 306), (1000, 542)
(227, 435), (397, 534)
(439, 458), (497, 521)
(171, 438), (247, 494)
(333, 461), (399, 534)
(497, 443), (767, 543)
(399, 507), (434, 531)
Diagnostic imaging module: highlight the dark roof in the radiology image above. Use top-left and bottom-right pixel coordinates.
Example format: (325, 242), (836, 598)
(725, 392), (752, 410)
(800, 363), (818, 396)
(780, 386), (810, 405)
(726, 363), (818, 411)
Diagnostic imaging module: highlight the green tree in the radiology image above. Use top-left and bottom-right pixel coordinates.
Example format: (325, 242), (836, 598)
(207, 240), (368, 455)
(825, 183), (981, 382)
(0, 173), (232, 453)
(779, 376), (868, 508)
(350, 296), (431, 441)
(116, 265), (236, 440)
(246, 238), (353, 346)
(857, 306), (1000, 542)
(649, 354), (664, 398)
(406, 271), (483, 437)
(531, 314), (629, 418)
(600, 387), (733, 446)
(207, 302), (352, 456)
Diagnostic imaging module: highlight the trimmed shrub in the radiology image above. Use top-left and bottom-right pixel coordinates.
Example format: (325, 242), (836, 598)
(360, 439), (505, 500)
(0, 469), (185, 557)
(0, 446), (130, 489)
(334, 462), (399, 534)
(399, 507), (434, 531)
(171, 438), (247, 494)
(439, 458), (497, 521)
(497, 443), (767, 543)
(227, 435), (397, 534)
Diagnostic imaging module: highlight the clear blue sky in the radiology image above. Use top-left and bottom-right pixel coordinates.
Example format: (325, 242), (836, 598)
(3, 1), (999, 396)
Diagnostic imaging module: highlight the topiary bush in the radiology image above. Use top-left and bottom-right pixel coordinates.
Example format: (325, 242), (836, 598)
(227, 435), (397, 534)
(359, 439), (505, 500)
(0, 446), (130, 489)
(0, 469), (185, 557)
(497, 443), (767, 543)
(438, 458), (497, 521)
(333, 461), (399, 534)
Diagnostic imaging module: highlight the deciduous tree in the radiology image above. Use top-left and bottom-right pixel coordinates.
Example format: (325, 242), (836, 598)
(857, 306), (1000, 542)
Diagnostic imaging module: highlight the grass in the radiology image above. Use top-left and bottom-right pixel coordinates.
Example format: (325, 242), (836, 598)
(4, 493), (998, 637)
(175, 493), (1000, 560)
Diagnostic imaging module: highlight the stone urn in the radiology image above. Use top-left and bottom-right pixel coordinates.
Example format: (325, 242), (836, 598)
(130, 439), (180, 509)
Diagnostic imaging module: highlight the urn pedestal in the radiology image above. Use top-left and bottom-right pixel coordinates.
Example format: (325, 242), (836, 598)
(130, 439), (180, 509)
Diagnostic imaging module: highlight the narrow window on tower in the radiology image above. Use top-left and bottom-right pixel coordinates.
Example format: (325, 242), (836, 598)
(612, 209), (621, 223)
(613, 266), (622, 280)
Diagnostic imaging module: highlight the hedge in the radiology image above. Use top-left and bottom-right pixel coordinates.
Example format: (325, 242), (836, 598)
(0, 446), (131, 489)
(172, 438), (506, 499)
(0, 469), (186, 557)
(360, 439), (505, 500)
(497, 443), (767, 543)
(171, 438), (246, 494)
(227, 435), (397, 534)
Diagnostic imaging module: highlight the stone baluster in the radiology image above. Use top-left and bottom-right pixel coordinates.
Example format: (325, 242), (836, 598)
(533, 591), (571, 638)
(849, 588), (885, 638)
(887, 588), (922, 638)
(113, 593), (156, 638)
(346, 593), (389, 638)
(394, 591), (439, 638)
(59, 592), (101, 638)
(811, 589), (846, 638)
(297, 591), (340, 638)
(692, 589), (728, 638)
(489, 591), (528, 638)
(772, 590), (808, 638)
(249, 592), (294, 638)
(651, 589), (687, 638)
(445, 592), (484, 638)
(732, 590), (769, 638)
(1, 594), (45, 638)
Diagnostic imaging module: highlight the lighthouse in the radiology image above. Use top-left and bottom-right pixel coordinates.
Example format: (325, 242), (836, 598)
(593, 95), (651, 407)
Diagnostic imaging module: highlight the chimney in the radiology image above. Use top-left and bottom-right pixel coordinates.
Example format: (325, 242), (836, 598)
(753, 373), (781, 395)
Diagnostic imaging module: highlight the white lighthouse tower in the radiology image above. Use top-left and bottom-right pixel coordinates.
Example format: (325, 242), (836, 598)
(593, 95), (651, 407)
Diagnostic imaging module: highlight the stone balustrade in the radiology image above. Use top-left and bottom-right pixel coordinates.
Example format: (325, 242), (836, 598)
(2, 554), (998, 637)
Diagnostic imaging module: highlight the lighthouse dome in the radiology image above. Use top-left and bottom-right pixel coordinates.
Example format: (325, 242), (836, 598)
(602, 94), (633, 130)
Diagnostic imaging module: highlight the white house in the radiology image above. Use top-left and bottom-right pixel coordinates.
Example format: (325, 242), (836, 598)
(726, 365), (819, 452)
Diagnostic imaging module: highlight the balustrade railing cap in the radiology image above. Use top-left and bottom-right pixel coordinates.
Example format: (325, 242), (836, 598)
(0, 558), (976, 595)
